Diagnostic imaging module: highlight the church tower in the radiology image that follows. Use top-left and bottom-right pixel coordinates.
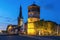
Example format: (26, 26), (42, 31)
(18, 6), (23, 27)
(27, 3), (40, 35)
(18, 6), (24, 34)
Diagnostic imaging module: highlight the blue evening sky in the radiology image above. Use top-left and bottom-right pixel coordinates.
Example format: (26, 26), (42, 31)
(0, 0), (60, 30)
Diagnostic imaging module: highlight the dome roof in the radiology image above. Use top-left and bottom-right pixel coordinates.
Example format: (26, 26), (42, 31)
(31, 4), (38, 6)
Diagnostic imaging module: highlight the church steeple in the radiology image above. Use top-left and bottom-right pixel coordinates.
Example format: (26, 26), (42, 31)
(19, 6), (23, 19)
(18, 5), (24, 34)
(18, 6), (23, 27)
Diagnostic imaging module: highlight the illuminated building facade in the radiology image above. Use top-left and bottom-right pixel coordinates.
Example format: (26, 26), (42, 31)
(27, 3), (40, 35)
(6, 25), (18, 34)
(6, 4), (60, 36)
(27, 3), (59, 36)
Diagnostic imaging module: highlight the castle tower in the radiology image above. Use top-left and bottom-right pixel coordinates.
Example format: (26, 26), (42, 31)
(18, 6), (24, 34)
(27, 3), (40, 35)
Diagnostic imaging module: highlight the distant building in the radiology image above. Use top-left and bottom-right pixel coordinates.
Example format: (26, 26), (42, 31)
(6, 24), (18, 34)
(6, 6), (25, 35)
